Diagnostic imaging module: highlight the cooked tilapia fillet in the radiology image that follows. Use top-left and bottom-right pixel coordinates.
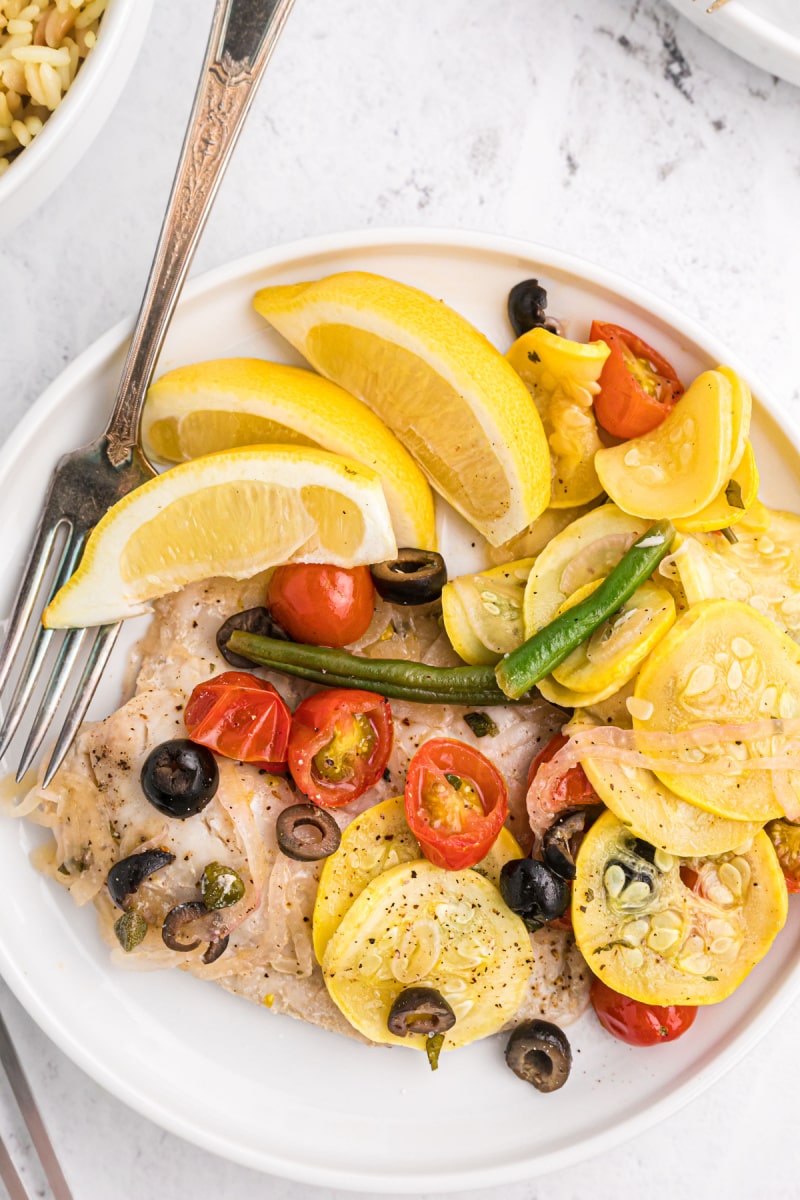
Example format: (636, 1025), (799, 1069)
(18, 576), (590, 1039)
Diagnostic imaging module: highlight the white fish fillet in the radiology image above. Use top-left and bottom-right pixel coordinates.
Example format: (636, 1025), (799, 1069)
(16, 576), (589, 1041)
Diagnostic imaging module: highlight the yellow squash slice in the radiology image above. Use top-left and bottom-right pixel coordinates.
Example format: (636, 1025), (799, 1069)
(719, 365), (753, 475)
(675, 509), (800, 640)
(506, 327), (608, 508)
(581, 757), (763, 857)
(441, 558), (534, 666)
(312, 795), (523, 961)
(674, 441), (759, 534)
(523, 504), (648, 636)
(322, 859), (532, 1048)
(552, 578), (676, 695)
(633, 599), (800, 821)
(572, 810), (787, 1005)
(594, 370), (735, 519)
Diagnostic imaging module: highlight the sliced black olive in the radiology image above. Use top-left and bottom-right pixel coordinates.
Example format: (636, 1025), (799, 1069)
(141, 739), (218, 819)
(387, 987), (456, 1037)
(201, 862), (246, 910)
(499, 858), (570, 931)
(631, 837), (657, 864)
(370, 549), (447, 605)
(114, 910), (148, 953)
(202, 935), (230, 964)
(276, 804), (341, 861)
(508, 279), (563, 339)
(107, 849), (176, 909)
(505, 1020), (572, 1092)
(161, 901), (227, 955)
(542, 807), (600, 881)
(216, 606), (290, 668)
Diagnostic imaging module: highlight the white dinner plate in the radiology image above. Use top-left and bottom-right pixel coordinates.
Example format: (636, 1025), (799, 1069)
(2, 229), (800, 1192)
(666, 0), (800, 86)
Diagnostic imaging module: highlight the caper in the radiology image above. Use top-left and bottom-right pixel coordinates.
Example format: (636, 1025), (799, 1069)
(201, 862), (246, 911)
(114, 910), (148, 953)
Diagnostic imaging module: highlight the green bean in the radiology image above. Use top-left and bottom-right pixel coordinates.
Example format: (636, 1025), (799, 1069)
(228, 631), (516, 706)
(494, 519), (675, 700)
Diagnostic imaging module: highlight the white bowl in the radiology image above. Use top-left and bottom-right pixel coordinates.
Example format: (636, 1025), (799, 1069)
(666, 0), (800, 86)
(0, 0), (154, 234)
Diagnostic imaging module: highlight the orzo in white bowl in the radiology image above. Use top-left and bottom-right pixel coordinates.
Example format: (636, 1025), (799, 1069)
(0, 0), (153, 231)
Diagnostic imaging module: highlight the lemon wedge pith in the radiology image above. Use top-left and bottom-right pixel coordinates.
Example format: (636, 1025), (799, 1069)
(253, 271), (550, 546)
(44, 446), (397, 628)
(143, 358), (436, 550)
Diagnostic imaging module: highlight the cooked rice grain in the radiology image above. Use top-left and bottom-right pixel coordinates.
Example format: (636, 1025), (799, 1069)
(0, 0), (106, 173)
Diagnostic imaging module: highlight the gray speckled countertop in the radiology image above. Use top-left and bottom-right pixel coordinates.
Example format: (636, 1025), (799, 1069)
(1, 1), (800, 1196)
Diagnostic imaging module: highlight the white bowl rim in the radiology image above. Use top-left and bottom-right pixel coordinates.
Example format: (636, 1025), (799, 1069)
(0, 0), (154, 213)
(667, 0), (800, 84)
(2, 224), (800, 1191)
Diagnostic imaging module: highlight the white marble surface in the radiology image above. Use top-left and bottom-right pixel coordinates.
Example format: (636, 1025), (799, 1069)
(1, 0), (800, 1196)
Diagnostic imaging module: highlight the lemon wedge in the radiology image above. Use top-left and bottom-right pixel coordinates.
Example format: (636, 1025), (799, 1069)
(143, 358), (436, 550)
(253, 271), (550, 545)
(44, 446), (397, 628)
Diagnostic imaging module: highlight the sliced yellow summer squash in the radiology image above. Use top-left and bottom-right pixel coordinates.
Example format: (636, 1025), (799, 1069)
(674, 441), (759, 534)
(572, 810), (786, 1006)
(506, 327), (609, 508)
(442, 558), (534, 666)
(322, 860), (532, 1048)
(594, 370), (735, 520)
(633, 599), (800, 822)
(581, 756), (764, 857)
(522, 503), (649, 637)
(552, 578), (676, 695)
(312, 794), (523, 961)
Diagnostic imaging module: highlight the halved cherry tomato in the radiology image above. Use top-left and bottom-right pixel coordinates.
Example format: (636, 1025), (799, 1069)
(405, 738), (508, 870)
(288, 688), (393, 808)
(267, 564), (374, 648)
(590, 321), (684, 440)
(590, 976), (697, 1046)
(185, 671), (291, 770)
(765, 819), (800, 894)
(527, 733), (598, 807)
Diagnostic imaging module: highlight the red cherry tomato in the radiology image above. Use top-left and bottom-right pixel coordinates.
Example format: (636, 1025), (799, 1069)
(590, 976), (697, 1046)
(185, 670), (291, 770)
(527, 733), (598, 807)
(267, 564), (374, 647)
(287, 689), (393, 808)
(405, 738), (508, 870)
(591, 321), (684, 440)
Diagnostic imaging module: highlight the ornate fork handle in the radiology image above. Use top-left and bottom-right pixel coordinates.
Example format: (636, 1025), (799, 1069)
(105, 0), (296, 467)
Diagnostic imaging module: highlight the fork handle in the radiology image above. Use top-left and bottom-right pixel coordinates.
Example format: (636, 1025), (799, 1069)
(103, 0), (296, 467)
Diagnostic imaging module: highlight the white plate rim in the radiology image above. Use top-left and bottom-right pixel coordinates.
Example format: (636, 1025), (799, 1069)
(2, 225), (800, 1191)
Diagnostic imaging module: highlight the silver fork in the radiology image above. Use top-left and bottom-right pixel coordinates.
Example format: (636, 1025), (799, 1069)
(0, 0), (296, 789)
